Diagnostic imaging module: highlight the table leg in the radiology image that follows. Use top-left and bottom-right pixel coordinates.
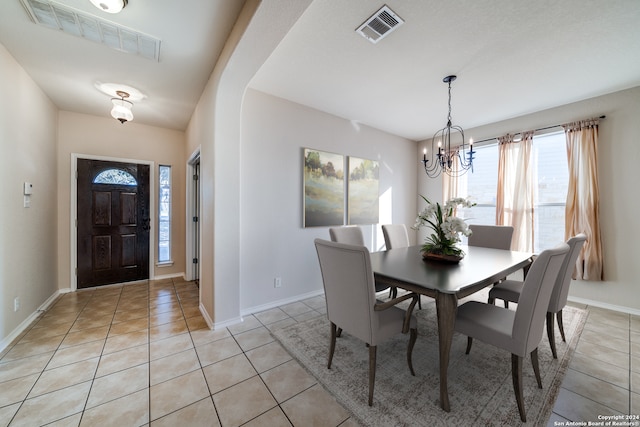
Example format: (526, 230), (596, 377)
(435, 291), (458, 412)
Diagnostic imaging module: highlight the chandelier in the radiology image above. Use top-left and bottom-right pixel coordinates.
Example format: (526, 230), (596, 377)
(422, 75), (475, 177)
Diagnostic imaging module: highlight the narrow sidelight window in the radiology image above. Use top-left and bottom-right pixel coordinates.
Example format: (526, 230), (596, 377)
(158, 165), (171, 264)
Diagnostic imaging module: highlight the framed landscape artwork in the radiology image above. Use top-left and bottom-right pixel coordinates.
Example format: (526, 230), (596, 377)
(348, 156), (379, 225)
(303, 148), (345, 227)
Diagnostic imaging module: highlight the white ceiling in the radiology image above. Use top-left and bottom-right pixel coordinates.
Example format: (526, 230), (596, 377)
(0, 0), (247, 130)
(1, 0), (639, 139)
(250, 0), (640, 140)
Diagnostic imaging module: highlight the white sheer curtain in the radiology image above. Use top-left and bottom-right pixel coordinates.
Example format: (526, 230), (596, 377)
(442, 152), (465, 204)
(563, 118), (603, 280)
(496, 132), (535, 251)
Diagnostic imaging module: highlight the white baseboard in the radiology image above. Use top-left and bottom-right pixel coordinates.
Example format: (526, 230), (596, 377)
(0, 290), (63, 354)
(240, 289), (324, 318)
(198, 303), (214, 329)
(568, 296), (640, 316)
(210, 289), (324, 331)
(152, 272), (186, 281)
(212, 314), (244, 330)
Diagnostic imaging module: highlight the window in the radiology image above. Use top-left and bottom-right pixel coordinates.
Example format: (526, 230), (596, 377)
(158, 165), (171, 264)
(532, 132), (568, 252)
(93, 168), (137, 185)
(458, 144), (498, 225)
(457, 132), (568, 252)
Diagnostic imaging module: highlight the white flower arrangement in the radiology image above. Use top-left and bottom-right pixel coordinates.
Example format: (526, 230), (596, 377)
(414, 196), (476, 257)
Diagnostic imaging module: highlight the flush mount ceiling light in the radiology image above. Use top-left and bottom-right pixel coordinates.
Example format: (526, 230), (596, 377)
(111, 91), (133, 123)
(89, 0), (127, 14)
(95, 82), (145, 101)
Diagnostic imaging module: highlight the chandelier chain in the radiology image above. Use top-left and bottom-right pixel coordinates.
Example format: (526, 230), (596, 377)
(447, 81), (452, 124)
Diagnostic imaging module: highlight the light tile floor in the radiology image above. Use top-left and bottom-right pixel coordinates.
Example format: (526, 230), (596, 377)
(547, 302), (640, 424)
(0, 278), (637, 426)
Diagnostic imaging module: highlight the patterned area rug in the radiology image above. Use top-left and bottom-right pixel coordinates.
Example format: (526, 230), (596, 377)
(272, 293), (587, 426)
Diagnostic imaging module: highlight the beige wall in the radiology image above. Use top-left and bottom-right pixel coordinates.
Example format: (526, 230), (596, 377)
(0, 44), (58, 344)
(418, 86), (640, 313)
(186, 0), (313, 327)
(57, 111), (187, 290)
(239, 89), (418, 312)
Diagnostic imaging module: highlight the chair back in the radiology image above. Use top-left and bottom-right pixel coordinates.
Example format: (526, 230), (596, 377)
(382, 224), (410, 249)
(468, 225), (514, 250)
(314, 239), (377, 343)
(548, 234), (587, 312)
(329, 226), (365, 246)
(512, 242), (569, 354)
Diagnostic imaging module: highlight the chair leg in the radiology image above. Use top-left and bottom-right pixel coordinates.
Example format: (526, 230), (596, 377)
(488, 296), (495, 305)
(407, 328), (417, 376)
(465, 336), (473, 354)
(328, 323), (337, 369)
(336, 327), (342, 338)
(504, 300), (509, 309)
(556, 309), (566, 342)
(530, 348), (542, 388)
(546, 312), (558, 359)
(368, 345), (377, 406)
(511, 354), (526, 422)
(418, 295), (422, 310)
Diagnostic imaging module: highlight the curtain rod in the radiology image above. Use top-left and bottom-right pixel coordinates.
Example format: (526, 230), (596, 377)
(471, 115), (606, 146)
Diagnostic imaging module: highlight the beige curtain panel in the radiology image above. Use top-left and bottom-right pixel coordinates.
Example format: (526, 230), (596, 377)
(496, 132), (535, 252)
(443, 152), (465, 206)
(563, 118), (604, 281)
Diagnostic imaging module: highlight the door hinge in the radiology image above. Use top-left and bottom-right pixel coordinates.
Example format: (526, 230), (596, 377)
(193, 173), (199, 181)
(193, 258), (198, 264)
(193, 216), (198, 222)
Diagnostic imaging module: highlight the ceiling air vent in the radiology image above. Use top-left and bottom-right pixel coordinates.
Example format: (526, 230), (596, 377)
(356, 5), (404, 44)
(20, 0), (161, 61)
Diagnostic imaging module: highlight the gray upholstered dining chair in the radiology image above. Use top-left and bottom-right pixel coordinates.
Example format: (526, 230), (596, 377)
(381, 224), (421, 308)
(488, 234), (587, 358)
(468, 224), (514, 250)
(314, 238), (419, 406)
(454, 242), (569, 422)
(468, 224), (515, 285)
(329, 226), (393, 296)
(329, 226), (365, 246)
(381, 224), (410, 249)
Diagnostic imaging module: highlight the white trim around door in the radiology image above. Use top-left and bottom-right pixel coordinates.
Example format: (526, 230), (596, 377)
(185, 146), (201, 282)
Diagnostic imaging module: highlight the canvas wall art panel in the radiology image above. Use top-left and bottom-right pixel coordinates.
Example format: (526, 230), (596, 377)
(303, 148), (345, 227)
(348, 156), (379, 225)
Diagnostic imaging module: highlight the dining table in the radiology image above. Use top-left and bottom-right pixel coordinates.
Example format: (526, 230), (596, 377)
(369, 244), (533, 412)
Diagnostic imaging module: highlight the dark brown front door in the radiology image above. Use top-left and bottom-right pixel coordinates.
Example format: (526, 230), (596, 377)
(77, 159), (150, 289)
